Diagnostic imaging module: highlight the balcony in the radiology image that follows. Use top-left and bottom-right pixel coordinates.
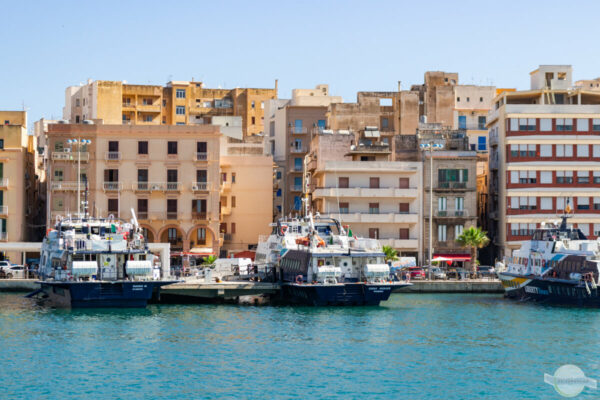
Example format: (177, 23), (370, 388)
(166, 211), (181, 220)
(52, 151), (89, 162)
(192, 182), (209, 192)
(436, 182), (473, 190)
(224, 233), (233, 242)
(221, 206), (232, 216)
(51, 181), (78, 191)
(290, 184), (303, 192)
(221, 181), (232, 191)
(289, 127), (308, 135)
(105, 152), (121, 161)
(133, 182), (150, 191)
(122, 102), (135, 109)
(192, 212), (207, 220)
(313, 187), (418, 198)
(137, 104), (161, 113)
(195, 152), (208, 162)
(103, 182), (122, 191)
(434, 210), (470, 219)
(0, 178), (8, 188)
(0, 206), (7, 215)
(290, 147), (307, 154)
(321, 212), (418, 224)
(165, 182), (182, 192)
(379, 238), (419, 249)
(137, 212), (148, 220)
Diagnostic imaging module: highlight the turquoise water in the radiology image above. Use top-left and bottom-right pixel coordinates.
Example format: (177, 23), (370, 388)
(0, 293), (599, 399)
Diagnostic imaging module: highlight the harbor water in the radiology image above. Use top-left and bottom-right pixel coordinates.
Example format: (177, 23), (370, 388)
(1, 292), (599, 399)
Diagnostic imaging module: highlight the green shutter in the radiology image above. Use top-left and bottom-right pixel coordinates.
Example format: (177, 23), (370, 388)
(463, 169), (468, 182)
(1, 219), (6, 233)
(0, 163), (3, 179)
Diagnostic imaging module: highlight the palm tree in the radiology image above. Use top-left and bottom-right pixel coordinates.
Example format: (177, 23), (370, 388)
(202, 255), (218, 268)
(455, 226), (490, 274)
(382, 245), (399, 263)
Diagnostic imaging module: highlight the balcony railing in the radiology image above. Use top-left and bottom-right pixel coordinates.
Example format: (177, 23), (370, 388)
(0, 206), (7, 215)
(221, 181), (232, 191)
(192, 182), (208, 191)
(192, 212), (207, 220)
(103, 182), (122, 191)
(224, 233), (233, 241)
(289, 127), (308, 134)
(165, 182), (182, 191)
(105, 152), (121, 161)
(52, 151), (89, 162)
(195, 152), (208, 161)
(166, 211), (180, 220)
(221, 206), (232, 216)
(51, 181), (78, 191)
(133, 182), (150, 191)
(0, 178), (8, 187)
(290, 147), (307, 153)
(137, 212), (148, 219)
(0, 232), (7, 241)
(291, 184), (303, 192)
(438, 182), (469, 189)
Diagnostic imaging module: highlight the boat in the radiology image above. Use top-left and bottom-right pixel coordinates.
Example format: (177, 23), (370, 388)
(257, 214), (411, 306)
(497, 214), (600, 306)
(30, 210), (176, 308)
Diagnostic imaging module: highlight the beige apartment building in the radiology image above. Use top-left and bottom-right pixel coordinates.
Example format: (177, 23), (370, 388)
(46, 123), (222, 262)
(419, 125), (478, 268)
(0, 111), (39, 261)
(63, 79), (277, 137)
(307, 132), (423, 261)
(488, 65), (600, 257)
(219, 136), (272, 256)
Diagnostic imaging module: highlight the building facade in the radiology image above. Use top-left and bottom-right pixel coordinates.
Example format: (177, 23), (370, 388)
(63, 79), (277, 137)
(488, 65), (600, 257)
(46, 123), (222, 262)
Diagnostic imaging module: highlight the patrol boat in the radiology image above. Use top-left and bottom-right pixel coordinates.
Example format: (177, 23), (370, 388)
(497, 214), (600, 306)
(30, 210), (175, 308)
(256, 214), (411, 306)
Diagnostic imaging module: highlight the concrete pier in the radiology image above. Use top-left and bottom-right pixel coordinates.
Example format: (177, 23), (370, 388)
(0, 279), (40, 292)
(160, 280), (280, 300)
(394, 279), (503, 293)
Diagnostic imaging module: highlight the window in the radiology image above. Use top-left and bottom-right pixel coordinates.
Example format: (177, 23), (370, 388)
(595, 224), (600, 236)
(577, 119), (589, 132)
(594, 171), (600, 184)
(399, 228), (409, 240)
(176, 89), (186, 98)
(338, 177), (349, 188)
(339, 202), (349, 214)
(579, 224), (590, 236)
(251, 101), (255, 109)
(510, 197), (536, 210)
(540, 197), (553, 210)
(137, 199), (148, 218)
(479, 97), (483, 102)
(455, 197), (464, 211)
(368, 203), (379, 214)
(261, 101), (265, 109)
(294, 119), (303, 134)
(381, 118), (389, 129)
(294, 158), (302, 171)
(137, 169), (148, 183)
(399, 177), (409, 188)
(276, 171), (282, 179)
(438, 225), (447, 242)
(540, 144), (552, 157)
(477, 136), (486, 151)
(577, 171), (589, 184)
(594, 197), (600, 210)
(368, 228), (379, 239)
(438, 197), (447, 211)
(517, 170), (536, 184)
(251, 117), (255, 125)
(593, 119), (600, 131)
(197, 228), (206, 245)
(556, 171), (573, 184)
(556, 197), (574, 210)
(144, 115), (152, 122)
(577, 197), (590, 210)
(167, 199), (178, 219)
(54, 169), (63, 181)
(196, 170), (207, 183)
(369, 177), (380, 188)
(556, 144), (573, 157)
(519, 118), (536, 131)
(276, 189), (282, 197)
(510, 144), (518, 157)
(594, 145), (600, 158)
(168, 228), (178, 241)
(231, 223), (236, 234)
(293, 196), (301, 211)
(108, 141), (119, 152)
(103, 169), (119, 182)
(108, 198), (119, 213)
(540, 119), (552, 131)
(511, 223), (536, 236)
(458, 115), (466, 129)
(167, 141), (178, 154)
(556, 118), (573, 131)
(138, 141), (148, 154)
(438, 169), (468, 183)
(231, 172), (236, 183)
(176, 106), (185, 115)
(231, 196), (236, 208)
(399, 203), (409, 213)
(577, 145), (589, 157)
(540, 171), (552, 184)
(167, 169), (178, 183)
(293, 139), (302, 151)
(455, 225), (464, 238)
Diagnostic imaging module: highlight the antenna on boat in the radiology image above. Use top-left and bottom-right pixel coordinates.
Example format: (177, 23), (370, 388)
(130, 208), (139, 230)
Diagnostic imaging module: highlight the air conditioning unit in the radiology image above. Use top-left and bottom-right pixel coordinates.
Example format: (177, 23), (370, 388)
(151, 184), (161, 191)
(192, 184), (199, 191)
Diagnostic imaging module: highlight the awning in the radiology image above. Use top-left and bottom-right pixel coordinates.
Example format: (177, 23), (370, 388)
(233, 250), (256, 261)
(433, 253), (471, 262)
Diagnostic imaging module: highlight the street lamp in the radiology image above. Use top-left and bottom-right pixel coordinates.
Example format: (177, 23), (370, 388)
(67, 138), (91, 217)
(419, 141), (444, 280)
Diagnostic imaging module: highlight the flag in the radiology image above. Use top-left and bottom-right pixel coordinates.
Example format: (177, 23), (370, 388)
(348, 228), (353, 238)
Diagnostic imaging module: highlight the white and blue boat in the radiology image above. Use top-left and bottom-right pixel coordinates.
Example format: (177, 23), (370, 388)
(30, 211), (175, 308)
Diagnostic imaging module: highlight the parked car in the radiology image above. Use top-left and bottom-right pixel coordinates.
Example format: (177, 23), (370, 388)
(477, 265), (496, 278)
(0, 265), (25, 279)
(404, 266), (426, 280)
(0, 260), (12, 272)
(424, 266), (447, 280)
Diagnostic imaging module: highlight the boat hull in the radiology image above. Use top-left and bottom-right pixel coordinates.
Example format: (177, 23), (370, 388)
(498, 272), (600, 306)
(280, 282), (407, 306)
(37, 281), (176, 308)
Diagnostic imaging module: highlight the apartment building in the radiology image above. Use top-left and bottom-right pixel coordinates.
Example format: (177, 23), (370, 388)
(307, 131), (423, 261)
(46, 123), (222, 264)
(219, 136), (272, 256)
(0, 111), (38, 260)
(419, 124), (478, 268)
(488, 65), (600, 257)
(63, 79), (277, 137)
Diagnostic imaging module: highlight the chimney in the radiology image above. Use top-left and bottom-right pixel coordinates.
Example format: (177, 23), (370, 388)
(398, 81), (401, 91)
(275, 79), (279, 95)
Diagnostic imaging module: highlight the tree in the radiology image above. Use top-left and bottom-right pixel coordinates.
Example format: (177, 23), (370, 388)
(382, 245), (399, 263)
(455, 226), (490, 273)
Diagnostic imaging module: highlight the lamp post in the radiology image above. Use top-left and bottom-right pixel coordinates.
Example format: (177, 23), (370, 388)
(419, 141), (444, 280)
(67, 138), (91, 217)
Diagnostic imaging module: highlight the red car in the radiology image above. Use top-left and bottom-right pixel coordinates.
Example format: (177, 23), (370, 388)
(407, 266), (426, 280)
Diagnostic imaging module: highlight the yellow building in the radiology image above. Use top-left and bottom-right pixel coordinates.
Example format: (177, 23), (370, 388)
(63, 79), (277, 137)
(0, 111), (38, 261)
(46, 123), (222, 263)
(218, 136), (273, 256)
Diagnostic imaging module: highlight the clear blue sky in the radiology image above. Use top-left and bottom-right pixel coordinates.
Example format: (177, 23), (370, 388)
(2, 0), (600, 131)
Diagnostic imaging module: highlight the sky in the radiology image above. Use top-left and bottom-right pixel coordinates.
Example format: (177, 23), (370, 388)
(2, 0), (600, 131)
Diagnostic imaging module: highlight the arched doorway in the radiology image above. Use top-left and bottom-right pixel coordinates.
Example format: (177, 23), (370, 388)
(140, 225), (156, 243)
